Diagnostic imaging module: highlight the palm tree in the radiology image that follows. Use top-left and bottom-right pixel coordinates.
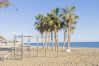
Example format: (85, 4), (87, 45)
(0, 0), (10, 8)
(42, 16), (49, 56)
(35, 14), (48, 56)
(44, 16), (50, 49)
(60, 6), (79, 52)
(0, 0), (18, 10)
(60, 17), (68, 48)
(52, 8), (61, 51)
(35, 14), (45, 49)
(48, 8), (62, 57)
(46, 13), (54, 50)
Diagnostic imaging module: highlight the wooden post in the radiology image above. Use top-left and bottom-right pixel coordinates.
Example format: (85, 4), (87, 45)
(21, 35), (24, 60)
(28, 36), (31, 57)
(32, 38), (34, 54)
(37, 34), (38, 56)
(14, 35), (16, 59)
(11, 48), (13, 59)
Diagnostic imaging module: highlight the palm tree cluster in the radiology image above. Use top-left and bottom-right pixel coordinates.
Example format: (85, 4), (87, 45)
(34, 6), (79, 52)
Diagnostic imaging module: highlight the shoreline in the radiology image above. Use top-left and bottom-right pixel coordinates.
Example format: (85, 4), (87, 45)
(0, 44), (99, 49)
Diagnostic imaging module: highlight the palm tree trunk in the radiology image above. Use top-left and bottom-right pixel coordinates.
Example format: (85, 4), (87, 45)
(51, 31), (54, 50)
(41, 33), (44, 49)
(47, 31), (50, 49)
(54, 29), (57, 51)
(63, 31), (66, 48)
(45, 31), (47, 56)
(56, 31), (58, 57)
(67, 26), (71, 52)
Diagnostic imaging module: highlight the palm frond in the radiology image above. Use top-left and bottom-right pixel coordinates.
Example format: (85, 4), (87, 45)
(0, 0), (10, 8)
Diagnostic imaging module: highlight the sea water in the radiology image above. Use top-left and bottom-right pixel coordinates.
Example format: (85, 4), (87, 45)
(26, 42), (99, 48)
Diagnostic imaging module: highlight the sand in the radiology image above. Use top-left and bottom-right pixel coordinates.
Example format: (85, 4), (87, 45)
(0, 47), (99, 66)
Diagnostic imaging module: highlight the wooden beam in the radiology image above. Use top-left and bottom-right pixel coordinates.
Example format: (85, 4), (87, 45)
(14, 35), (16, 59)
(21, 35), (24, 60)
(24, 36), (35, 37)
(37, 34), (38, 56)
(28, 36), (31, 57)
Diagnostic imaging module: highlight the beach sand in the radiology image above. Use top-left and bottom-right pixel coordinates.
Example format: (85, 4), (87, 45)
(0, 47), (99, 66)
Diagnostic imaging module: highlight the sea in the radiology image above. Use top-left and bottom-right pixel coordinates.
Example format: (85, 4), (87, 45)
(25, 42), (99, 48)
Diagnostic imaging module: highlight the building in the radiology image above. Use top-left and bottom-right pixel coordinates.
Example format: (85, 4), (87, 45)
(0, 36), (7, 45)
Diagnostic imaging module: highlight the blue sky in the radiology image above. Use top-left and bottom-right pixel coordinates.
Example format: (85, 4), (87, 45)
(0, 0), (99, 42)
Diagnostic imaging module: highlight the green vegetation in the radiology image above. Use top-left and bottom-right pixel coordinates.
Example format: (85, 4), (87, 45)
(0, 0), (18, 10)
(0, 35), (6, 40)
(34, 6), (79, 52)
(0, 0), (11, 8)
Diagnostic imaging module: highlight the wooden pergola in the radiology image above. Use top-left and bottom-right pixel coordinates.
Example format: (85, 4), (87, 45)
(13, 35), (39, 60)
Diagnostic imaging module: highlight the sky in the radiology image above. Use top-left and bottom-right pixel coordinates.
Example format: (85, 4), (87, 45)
(0, 0), (99, 42)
